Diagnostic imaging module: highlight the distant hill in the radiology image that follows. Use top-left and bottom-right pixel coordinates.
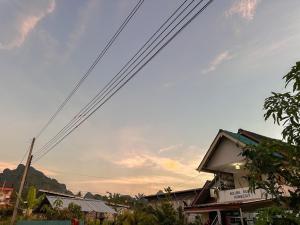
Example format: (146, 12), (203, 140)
(0, 164), (73, 196)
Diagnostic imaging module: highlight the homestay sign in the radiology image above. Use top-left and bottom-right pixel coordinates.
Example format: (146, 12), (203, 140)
(218, 187), (265, 203)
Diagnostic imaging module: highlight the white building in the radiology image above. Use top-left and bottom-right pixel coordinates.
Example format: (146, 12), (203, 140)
(185, 129), (292, 225)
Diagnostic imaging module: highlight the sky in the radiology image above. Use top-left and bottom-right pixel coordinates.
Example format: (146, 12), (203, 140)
(0, 0), (300, 196)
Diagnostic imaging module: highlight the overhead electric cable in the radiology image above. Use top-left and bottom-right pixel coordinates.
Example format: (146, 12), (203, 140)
(19, 148), (29, 165)
(33, 0), (214, 163)
(33, 0), (213, 162)
(33, 0), (195, 157)
(35, 0), (144, 139)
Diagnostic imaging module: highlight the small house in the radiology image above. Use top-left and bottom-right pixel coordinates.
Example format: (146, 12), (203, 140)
(39, 190), (116, 221)
(144, 188), (202, 210)
(0, 183), (13, 208)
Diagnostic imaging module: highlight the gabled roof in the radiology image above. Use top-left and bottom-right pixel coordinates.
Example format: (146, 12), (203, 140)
(46, 195), (116, 214)
(39, 189), (75, 198)
(237, 129), (274, 143)
(223, 130), (257, 146)
(197, 129), (257, 172)
(197, 129), (271, 172)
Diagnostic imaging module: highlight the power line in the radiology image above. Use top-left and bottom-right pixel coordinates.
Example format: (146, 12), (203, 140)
(33, 0), (214, 162)
(19, 148), (29, 165)
(33, 0), (214, 163)
(33, 0), (195, 158)
(35, 0), (144, 139)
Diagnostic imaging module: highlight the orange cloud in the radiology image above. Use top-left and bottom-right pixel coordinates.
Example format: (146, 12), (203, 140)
(158, 144), (183, 153)
(226, 0), (261, 21)
(202, 51), (233, 74)
(68, 173), (213, 195)
(0, 162), (17, 172)
(0, 0), (55, 50)
(115, 153), (201, 178)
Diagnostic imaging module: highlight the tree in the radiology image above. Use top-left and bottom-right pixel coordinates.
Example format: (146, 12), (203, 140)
(115, 210), (158, 225)
(23, 186), (44, 217)
(76, 191), (82, 197)
(242, 61), (300, 223)
(42, 200), (83, 220)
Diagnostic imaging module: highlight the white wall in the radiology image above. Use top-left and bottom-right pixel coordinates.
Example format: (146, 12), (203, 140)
(206, 137), (244, 171)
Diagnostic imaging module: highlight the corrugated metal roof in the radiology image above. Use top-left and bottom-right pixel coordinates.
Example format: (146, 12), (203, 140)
(46, 196), (116, 214)
(144, 188), (202, 199)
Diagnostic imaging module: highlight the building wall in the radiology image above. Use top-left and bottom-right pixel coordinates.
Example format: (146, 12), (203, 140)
(0, 188), (13, 207)
(186, 212), (209, 224)
(233, 171), (249, 189)
(146, 193), (196, 209)
(206, 138), (243, 171)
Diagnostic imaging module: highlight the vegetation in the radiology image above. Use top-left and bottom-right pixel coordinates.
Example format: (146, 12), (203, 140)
(242, 61), (300, 224)
(22, 186), (45, 217)
(0, 207), (13, 223)
(110, 203), (203, 225)
(84, 191), (148, 209)
(42, 199), (83, 220)
(101, 187), (203, 225)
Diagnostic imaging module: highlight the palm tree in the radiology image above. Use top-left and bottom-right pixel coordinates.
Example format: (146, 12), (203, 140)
(24, 186), (44, 217)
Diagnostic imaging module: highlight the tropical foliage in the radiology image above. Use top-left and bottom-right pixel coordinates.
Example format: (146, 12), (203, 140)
(102, 188), (203, 225)
(42, 199), (83, 220)
(23, 186), (45, 217)
(242, 61), (300, 224)
(85, 192), (139, 207)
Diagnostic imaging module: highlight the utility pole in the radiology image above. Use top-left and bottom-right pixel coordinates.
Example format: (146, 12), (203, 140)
(10, 138), (35, 225)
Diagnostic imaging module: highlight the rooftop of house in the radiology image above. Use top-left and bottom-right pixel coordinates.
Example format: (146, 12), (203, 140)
(144, 188), (202, 200)
(197, 128), (277, 173)
(0, 187), (13, 192)
(38, 189), (78, 198)
(106, 202), (131, 209)
(0, 182), (14, 188)
(222, 128), (276, 146)
(45, 195), (116, 214)
(237, 129), (276, 143)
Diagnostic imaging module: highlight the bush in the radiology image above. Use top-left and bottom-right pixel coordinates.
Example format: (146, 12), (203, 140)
(0, 219), (11, 225)
(0, 207), (13, 219)
(102, 220), (114, 225)
(86, 219), (101, 225)
(255, 207), (300, 225)
(42, 201), (83, 220)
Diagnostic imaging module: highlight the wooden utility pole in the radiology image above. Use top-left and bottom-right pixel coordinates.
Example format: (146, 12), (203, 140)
(10, 138), (35, 225)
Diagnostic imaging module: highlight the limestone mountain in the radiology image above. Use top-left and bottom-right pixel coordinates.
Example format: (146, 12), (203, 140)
(0, 164), (72, 196)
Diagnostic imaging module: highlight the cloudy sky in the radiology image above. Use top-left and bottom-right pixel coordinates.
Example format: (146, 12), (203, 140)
(0, 0), (300, 195)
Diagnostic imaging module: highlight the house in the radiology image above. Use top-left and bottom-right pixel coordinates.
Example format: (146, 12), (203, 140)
(144, 188), (202, 209)
(38, 190), (116, 221)
(38, 189), (76, 198)
(0, 183), (13, 208)
(185, 129), (292, 225)
(106, 202), (131, 214)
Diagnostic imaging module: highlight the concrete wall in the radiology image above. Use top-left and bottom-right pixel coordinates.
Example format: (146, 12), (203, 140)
(233, 171), (249, 188)
(186, 212), (209, 224)
(206, 137), (243, 171)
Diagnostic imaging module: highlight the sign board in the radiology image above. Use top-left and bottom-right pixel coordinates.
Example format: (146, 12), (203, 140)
(218, 187), (265, 203)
